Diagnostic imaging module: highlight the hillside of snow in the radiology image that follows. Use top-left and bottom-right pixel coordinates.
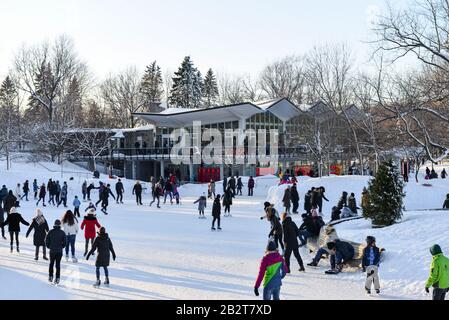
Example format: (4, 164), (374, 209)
(0, 154), (448, 300)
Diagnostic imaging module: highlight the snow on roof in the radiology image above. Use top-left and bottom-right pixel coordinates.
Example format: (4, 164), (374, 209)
(298, 104), (313, 112)
(160, 107), (202, 115)
(254, 99), (283, 110)
(118, 124), (155, 132)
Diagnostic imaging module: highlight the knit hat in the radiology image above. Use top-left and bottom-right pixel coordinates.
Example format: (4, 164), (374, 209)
(54, 219), (61, 226)
(264, 201), (271, 209)
(35, 208), (43, 217)
(327, 242), (336, 250)
(430, 244), (442, 256)
(99, 227), (106, 235)
(266, 241), (277, 252)
(88, 208), (96, 215)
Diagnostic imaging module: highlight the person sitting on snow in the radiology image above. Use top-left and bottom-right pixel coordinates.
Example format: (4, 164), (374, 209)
(298, 213), (321, 247)
(307, 239), (355, 273)
(330, 206), (341, 222)
(430, 169), (438, 179)
(441, 169), (447, 179)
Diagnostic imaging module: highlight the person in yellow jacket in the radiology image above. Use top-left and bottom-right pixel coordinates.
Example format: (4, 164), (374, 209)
(425, 244), (449, 300)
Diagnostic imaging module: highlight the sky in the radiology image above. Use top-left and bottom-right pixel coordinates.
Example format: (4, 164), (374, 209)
(0, 0), (406, 81)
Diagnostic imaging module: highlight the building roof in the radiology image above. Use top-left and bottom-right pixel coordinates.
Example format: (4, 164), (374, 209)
(133, 98), (303, 128)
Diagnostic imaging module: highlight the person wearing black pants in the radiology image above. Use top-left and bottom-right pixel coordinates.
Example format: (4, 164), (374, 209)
(0, 207), (5, 240)
(115, 179), (124, 204)
(2, 207), (29, 253)
(211, 195), (221, 230)
(281, 213), (305, 272)
(86, 227), (116, 287)
(267, 207), (284, 253)
(25, 208), (49, 261)
(45, 219), (67, 284)
(132, 181), (143, 205)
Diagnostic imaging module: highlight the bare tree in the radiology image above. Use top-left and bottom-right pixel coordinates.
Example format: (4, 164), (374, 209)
(100, 67), (145, 128)
(217, 73), (246, 105)
(71, 129), (113, 171)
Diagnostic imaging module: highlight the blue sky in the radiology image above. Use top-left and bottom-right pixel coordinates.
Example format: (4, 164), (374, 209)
(0, 0), (404, 80)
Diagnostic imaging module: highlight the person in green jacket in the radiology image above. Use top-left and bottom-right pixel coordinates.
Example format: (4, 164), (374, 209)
(425, 244), (449, 300)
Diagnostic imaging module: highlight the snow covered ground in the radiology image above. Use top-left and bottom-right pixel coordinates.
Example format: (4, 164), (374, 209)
(0, 155), (448, 300)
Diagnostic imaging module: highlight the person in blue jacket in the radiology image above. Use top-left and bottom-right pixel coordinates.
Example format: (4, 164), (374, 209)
(73, 196), (81, 218)
(362, 236), (381, 294)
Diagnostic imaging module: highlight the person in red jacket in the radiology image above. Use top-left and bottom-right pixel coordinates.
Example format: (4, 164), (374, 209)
(254, 240), (288, 300)
(80, 209), (101, 257)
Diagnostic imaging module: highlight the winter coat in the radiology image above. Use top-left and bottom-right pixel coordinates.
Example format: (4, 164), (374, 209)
(228, 177), (236, 189)
(101, 188), (115, 201)
(361, 192), (369, 208)
(310, 189), (320, 208)
(222, 177), (228, 190)
(133, 183), (142, 194)
(362, 246), (381, 268)
(60, 185), (68, 198)
(0, 207), (4, 223)
(194, 196), (207, 211)
(39, 186), (46, 198)
(45, 226), (67, 253)
(282, 216), (299, 249)
(63, 221), (79, 236)
(80, 215), (101, 239)
(290, 186), (299, 202)
(282, 189), (291, 208)
(87, 233), (116, 267)
(337, 193), (348, 210)
(73, 198), (81, 208)
(33, 181), (38, 192)
(237, 178), (243, 189)
(254, 251), (288, 290)
(164, 181), (173, 192)
(331, 207), (341, 221)
(348, 196), (358, 214)
(82, 182), (87, 193)
(333, 240), (355, 261)
(208, 182), (215, 193)
(56, 183), (61, 194)
(0, 187), (8, 201)
(3, 193), (17, 214)
(443, 198), (449, 209)
(2, 211), (29, 232)
(269, 215), (283, 237)
(222, 192), (233, 206)
(23, 182), (29, 193)
(299, 215), (320, 236)
(304, 192), (311, 212)
(26, 216), (49, 246)
(442, 170), (447, 179)
(426, 251), (449, 289)
(212, 199), (221, 217)
(248, 178), (255, 188)
(14, 186), (22, 198)
(115, 182), (124, 193)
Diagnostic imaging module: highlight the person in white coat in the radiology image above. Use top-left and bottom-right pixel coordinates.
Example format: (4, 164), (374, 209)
(14, 184), (22, 203)
(62, 210), (79, 263)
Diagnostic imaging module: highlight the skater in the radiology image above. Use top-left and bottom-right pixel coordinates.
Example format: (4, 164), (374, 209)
(85, 202), (96, 212)
(47, 179), (55, 206)
(362, 236), (381, 295)
(14, 183), (22, 202)
(281, 212), (304, 272)
(36, 184), (46, 207)
(222, 188), (233, 217)
(290, 184), (299, 214)
(81, 209), (101, 257)
(304, 190), (312, 214)
(228, 176), (236, 196)
(86, 182), (96, 201)
(25, 208), (49, 261)
(317, 186), (329, 214)
(222, 176), (228, 194)
(33, 179), (38, 200)
(45, 219), (67, 284)
(0, 206), (5, 239)
(21, 180), (30, 201)
(172, 183), (180, 205)
(0, 185), (8, 208)
(132, 181), (143, 205)
(425, 244), (449, 300)
(266, 207), (284, 253)
(443, 194), (449, 209)
(208, 179), (216, 199)
(194, 193), (207, 218)
(348, 192), (358, 215)
(211, 194), (221, 230)
(307, 239), (355, 273)
(86, 227), (116, 288)
(337, 191), (348, 210)
(62, 210), (79, 263)
(310, 187), (319, 210)
(95, 182), (105, 207)
(100, 184), (115, 214)
(115, 179), (124, 204)
(248, 176), (255, 196)
(150, 182), (162, 208)
(282, 187), (291, 214)
(163, 179), (173, 204)
(57, 182), (68, 207)
(236, 176), (243, 196)
(4, 190), (17, 215)
(298, 213), (321, 246)
(2, 207), (29, 253)
(73, 196), (81, 217)
(442, 169), (447, 179)
(254, 240), (288, 300)
(82, 181), (88, 201)
(55, 181), (61, 204)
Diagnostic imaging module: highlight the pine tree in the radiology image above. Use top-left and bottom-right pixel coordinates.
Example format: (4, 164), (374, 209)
(203, 68), (218, 108)
(62, 76), (83, 126)
(169, 56), (203, 108)
(362, 159), (405, 227)
(28, 61), (56, 123)
(140, 61), (163, 110)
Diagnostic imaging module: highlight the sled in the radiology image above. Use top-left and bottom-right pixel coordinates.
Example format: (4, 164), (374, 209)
(306, 224), (385, 269)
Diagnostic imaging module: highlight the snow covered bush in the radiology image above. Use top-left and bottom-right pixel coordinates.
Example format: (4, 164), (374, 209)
(362, 159), (405, 227)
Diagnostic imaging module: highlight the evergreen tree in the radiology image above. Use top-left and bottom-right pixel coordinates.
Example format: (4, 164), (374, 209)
(140, 61), (163, 109)
(62, 76), (83, 125)
(203, 68), (218, 108)
(362, 159), (405, 226)
(169, 56), (203, 108)
(28, 61), (56, 123)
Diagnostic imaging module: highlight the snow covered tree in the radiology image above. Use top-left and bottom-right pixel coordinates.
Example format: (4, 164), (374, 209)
(203, 68), (218, 108)
(60, 76), (83, 125)
(363, 159), (405, 227)
(140, 61), (163, 110)
(169, 56), (203, 108)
